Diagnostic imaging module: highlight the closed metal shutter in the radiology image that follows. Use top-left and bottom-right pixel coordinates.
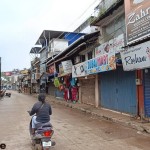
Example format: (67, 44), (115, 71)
(80, 79), (95, 105)
(100, 67), (137, 115)
(144, 69), (150, 117)
(48, 83), (57, 96)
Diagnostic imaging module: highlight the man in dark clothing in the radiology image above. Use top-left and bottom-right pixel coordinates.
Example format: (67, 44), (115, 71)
(28, 93), (52, 134)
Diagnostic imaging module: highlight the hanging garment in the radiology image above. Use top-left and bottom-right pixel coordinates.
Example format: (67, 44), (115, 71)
(64, 88), (70, 101)
(64, 76), (70, 87)
(54, 77), (60, 87)
(70, 78), (77, 86)
(71, 86), (78, 101)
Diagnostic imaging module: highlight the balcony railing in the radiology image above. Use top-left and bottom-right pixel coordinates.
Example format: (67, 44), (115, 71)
(90, 0), (121, 24)
(99, 0), (118, 16)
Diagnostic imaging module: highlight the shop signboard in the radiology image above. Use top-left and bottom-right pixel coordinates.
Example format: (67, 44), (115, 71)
(95, 34), (124, 56)
(85, 52), (116, 74)
(72, 62), (86, 77)
(61, 60), (72, 74)
(125, 0), (150, 44)
(58, 64), (64, 76)
(59, 60), (72, 76)
(120, 40), (150, 71)
(4, 72), (12, 76)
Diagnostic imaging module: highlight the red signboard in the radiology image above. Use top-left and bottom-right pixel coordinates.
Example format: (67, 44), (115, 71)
(4, 72), (12, 76)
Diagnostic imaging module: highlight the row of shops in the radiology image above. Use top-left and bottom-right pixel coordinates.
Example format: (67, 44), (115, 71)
(28, 0), (150, 118)
(40, 33), (150, 118)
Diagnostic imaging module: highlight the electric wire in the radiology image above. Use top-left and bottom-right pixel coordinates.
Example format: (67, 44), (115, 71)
(46, 0), (124, 53)
(35, 0), (126, 69)
(39, 0), (101, 49)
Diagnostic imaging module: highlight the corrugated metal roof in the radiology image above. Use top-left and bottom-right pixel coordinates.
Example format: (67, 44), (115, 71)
(30, 47), (41, 54)
(46, 31), (100, 65)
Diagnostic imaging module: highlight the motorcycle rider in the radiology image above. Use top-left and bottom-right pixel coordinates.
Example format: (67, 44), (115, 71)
(28, 93), (52, 135)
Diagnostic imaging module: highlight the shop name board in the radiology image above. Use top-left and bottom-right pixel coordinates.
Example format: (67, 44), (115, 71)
(124, 53), (146, 65)
(85, 52), (116, 74)
(127, 7), (150, 25)
(121, 40), (150, 70)
(125, 0), (150, 44)
(95, 34), (124, 56)
(3, 72), (12, 76)
(59, 60), (72, 76)
(62, 60), (72, 73)
(72, 62), (86, 77)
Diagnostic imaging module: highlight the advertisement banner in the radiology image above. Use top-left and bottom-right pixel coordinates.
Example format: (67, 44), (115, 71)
(58, 60), (72, 76)
(85, 52), (116, 74)
(61, 60), (72, 74)
(95, 34), (124, 56)
(125, 0), (150, 44)
(120, 40), (150, 70)
(72, 62), (86, 77)
(4, 72), (12, 76)
(58, 64), (64, 76)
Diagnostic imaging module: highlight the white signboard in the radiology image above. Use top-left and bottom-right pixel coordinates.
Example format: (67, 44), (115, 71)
(72, 62), (86, 77)
(95, 34), (124, 56)
(61, 60), (72, 74)
(121, 41), (150, 71)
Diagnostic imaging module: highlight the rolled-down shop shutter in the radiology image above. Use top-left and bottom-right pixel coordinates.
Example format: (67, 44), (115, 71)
(80, 78), (95, 105)
(47, 83), (57, 96)
(100, 67), (137, 115)
(144, 69), (150, 117)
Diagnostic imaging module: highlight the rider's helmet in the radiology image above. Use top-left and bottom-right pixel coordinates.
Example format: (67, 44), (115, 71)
(38, 93), (46, 103)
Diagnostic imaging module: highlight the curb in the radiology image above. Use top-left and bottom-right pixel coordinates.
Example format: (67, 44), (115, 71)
(31, 94), (150, 134)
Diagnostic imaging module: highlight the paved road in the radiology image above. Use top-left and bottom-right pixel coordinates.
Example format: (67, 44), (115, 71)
(0, 91), (150, 150)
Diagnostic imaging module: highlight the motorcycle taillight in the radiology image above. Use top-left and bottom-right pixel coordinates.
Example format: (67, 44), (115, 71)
(43, 130), (53, 137)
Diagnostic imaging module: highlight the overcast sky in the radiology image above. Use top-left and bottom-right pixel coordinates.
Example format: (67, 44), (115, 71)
(0, 0), (100, 72)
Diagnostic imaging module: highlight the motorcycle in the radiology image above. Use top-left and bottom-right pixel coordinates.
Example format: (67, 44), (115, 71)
(28, 114), (56, 150)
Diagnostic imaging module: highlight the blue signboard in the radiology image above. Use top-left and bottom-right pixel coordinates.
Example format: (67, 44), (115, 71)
(85, 53), (116, 74)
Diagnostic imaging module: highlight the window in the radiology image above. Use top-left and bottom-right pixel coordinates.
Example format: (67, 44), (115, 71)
(87, 51), (93, 60)
(81, 55), (85, 62)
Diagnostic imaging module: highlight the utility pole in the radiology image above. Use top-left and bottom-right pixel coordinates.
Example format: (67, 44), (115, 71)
(0, 57), (1, 91)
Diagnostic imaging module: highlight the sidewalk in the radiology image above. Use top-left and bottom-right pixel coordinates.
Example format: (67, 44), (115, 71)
(32, 94), (150, 134)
